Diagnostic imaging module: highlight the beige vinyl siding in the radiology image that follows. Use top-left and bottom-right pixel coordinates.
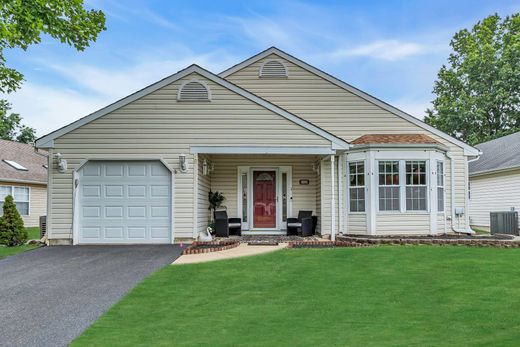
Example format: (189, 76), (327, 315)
(347, 213), (367, 234)
(469, 169), (520, 228)
(227, 54), (470, 233)
(48, 72), (331, 241)
(437, 214), (447, 233)
(376, 214), (430, 235)
(209, 154), (318, 224)
(0, 181), (46, 227)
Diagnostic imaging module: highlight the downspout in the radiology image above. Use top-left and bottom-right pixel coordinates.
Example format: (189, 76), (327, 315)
(446, 152), (480, 234)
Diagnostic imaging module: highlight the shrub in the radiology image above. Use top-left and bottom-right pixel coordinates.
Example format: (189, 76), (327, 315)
(0, 195), (27, 246)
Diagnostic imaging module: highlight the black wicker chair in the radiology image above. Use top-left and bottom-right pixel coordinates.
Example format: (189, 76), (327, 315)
(214, 210), (242, 237)
(286, 210), (313, 236)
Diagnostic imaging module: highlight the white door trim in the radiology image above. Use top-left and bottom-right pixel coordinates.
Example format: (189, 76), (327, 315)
(237, 165), (292, 231)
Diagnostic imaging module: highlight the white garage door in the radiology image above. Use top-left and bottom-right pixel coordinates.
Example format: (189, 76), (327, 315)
(78, 161), (172, 244)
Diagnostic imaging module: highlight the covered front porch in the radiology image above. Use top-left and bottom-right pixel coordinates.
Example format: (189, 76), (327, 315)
(193, 146), (333, 237)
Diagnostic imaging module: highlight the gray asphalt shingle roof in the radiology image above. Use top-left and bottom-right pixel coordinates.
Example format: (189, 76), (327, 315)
(0, 139), (48, 184)
(469, 132), (520, 176)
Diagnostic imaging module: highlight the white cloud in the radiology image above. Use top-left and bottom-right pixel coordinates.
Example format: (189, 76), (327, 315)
(331, 40), (428, 61)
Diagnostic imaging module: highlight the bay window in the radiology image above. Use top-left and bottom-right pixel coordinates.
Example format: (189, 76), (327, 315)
(378, 161), (400, 211)
(0, 186), (30, 216)
(405, 161), (427, 211)
(348, 162), (365, 212)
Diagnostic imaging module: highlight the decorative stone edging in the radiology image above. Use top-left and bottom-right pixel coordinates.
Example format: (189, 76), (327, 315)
(338, 236), (520, 248)
(287, 241), (372, 249)
(181, 241), (240, 255)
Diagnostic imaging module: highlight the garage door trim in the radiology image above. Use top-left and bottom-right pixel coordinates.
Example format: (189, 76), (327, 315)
(72, 158), (175, 245)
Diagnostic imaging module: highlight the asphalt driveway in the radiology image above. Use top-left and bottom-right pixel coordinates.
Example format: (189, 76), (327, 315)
(0, 245), (182, 347)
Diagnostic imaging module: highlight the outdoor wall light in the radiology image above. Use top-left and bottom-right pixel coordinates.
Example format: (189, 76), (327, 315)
(55, 153), (68, 173)
(202, 159), (209, 176)
(179, 153), (188, 173)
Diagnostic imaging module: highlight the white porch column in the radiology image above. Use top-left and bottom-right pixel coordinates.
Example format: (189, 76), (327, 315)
(331, 155), (336, 241)
(193, 153), (198, 238)
(338, 153), (344, 234)
(366, 151), (377, 235)
(429, 152), (438, 234)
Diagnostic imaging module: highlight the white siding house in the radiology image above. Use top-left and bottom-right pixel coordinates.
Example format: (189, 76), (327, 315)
(469, 132), (520, 230)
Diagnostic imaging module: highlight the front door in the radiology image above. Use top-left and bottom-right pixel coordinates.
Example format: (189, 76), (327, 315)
(253, 170), (276, 228)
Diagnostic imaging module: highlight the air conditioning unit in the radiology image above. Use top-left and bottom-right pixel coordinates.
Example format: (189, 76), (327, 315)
(490, 211), (518, 235)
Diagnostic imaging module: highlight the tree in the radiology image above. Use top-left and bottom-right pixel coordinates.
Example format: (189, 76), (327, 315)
(0, 195), (27, 246)
(0, 100), (35, 143)
(0, 0), (106, 93)
(425, 14), (520, 145)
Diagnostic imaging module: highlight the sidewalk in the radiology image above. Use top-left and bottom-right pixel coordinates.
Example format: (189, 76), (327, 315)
(173, 243), (287, 265)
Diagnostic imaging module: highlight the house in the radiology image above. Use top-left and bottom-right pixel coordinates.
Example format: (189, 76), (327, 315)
(0, 139), (47, 227)
(469, 132), (520, 230)
(35, 47), (480, 245)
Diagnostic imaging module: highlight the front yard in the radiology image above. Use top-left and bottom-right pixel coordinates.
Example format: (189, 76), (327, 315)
(0, 227), (41, 259)
(72, 246), (520, 346)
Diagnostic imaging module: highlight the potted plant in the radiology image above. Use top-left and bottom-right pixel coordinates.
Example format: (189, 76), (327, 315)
(208, 190), (226, 227)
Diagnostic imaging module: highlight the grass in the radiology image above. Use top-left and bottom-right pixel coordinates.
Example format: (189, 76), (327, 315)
(73, 246), (520, 347)
(0, 227), (41, 259)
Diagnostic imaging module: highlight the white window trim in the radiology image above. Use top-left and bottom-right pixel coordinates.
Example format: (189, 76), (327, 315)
(0, 185), (31, 216)
(375, 159), (431, 214)
(376, 160), (401, 213)
(405, 160), (429, 212)
(347, 160), (367, 214)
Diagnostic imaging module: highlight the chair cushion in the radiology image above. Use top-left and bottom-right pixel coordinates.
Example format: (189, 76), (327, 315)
(228, 222), (241, 228)
(287, 222), (302, 228)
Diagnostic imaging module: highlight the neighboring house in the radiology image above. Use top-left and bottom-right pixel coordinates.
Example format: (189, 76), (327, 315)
(469, 132), (520, 230)
(35, 47), (480, 245)
(0, 139), (48, 227)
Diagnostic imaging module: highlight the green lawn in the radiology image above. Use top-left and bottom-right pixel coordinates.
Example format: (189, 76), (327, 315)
(0, 227), (41, 259)
(73, 246), (520, 347)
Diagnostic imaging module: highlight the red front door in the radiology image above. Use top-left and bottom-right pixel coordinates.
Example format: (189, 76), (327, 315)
(253, 170), (276, 228)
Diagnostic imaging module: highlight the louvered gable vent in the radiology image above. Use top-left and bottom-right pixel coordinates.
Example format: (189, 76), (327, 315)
(259, 60), (288, 78)
(178, 80), (211, 101)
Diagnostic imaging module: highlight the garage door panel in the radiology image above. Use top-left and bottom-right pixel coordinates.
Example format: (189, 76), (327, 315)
(78, 161), (172, 244)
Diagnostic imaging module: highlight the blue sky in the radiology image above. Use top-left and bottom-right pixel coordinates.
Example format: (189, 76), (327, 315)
(4, 0), (520, 135)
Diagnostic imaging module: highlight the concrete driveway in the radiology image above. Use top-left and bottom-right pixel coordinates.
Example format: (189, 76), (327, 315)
(0, 245), (182, 347)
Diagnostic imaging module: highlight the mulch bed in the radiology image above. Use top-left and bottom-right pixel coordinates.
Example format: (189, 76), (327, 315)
(288, 241), (371, 249)
(182, 240), (240, 255)
(334, 235), (520, 248)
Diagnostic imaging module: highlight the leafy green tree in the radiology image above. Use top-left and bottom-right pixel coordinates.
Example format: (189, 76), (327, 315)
(0, 195), (27, 246)
(0, 0), (106, 93)
(0, 100), (35, 143)
(425, 14), (520, 145)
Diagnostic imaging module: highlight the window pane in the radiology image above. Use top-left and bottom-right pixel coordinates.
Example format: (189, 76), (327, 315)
(349, 162), (365, 187)
(0, 186), (11, 200)
(15, 201), (29, 216)
(13, 187), (29, 201)
(379, 161), (399, 186)
(406, 186), (427, 211)
(241, 173), (247, 223)
(438, 187), (444, 212)
(350, 187), (365, 212)
(378, 187), (399, 211)
(437, 162), (444, 186)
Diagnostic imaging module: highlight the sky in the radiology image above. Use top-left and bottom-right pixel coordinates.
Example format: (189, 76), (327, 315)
(3, 0), (520, 136)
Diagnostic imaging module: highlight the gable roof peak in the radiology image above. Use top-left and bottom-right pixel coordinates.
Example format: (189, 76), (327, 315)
(220, 47), (479, 156)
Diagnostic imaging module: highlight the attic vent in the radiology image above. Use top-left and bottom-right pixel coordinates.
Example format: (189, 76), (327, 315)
(259, 60), (288, 78)
(177, 80), (211, 101)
